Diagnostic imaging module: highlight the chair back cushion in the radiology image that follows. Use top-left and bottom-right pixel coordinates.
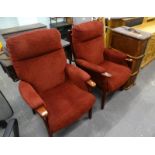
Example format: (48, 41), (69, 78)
(72, 21), (104, 64)
(7, 29), (67, 93)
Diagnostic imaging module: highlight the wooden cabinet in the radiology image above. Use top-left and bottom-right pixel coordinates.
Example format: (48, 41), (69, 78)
(110, 26), (151, 89)
(133, 20), (155, 68)
(106, 17), (144, 47)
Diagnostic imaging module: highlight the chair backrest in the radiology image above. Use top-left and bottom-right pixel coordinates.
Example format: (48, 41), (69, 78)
(0, 91), (13, 121)
(72, 21), (104, 64)
(7, 29), (67, 94)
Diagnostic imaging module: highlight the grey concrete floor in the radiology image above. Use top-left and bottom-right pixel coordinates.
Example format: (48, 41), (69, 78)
(0, 61), (155, 137)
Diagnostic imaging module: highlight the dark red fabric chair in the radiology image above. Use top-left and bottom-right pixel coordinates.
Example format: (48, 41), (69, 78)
(6, 29), (96, 136)
(71, 21), (132, 109)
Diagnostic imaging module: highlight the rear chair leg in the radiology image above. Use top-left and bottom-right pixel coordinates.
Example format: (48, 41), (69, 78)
(43, 117), (53, 137)
(88, 108), (92, 119)
(32, 109), (36, 115)
(101, 92), (106, 110)
(50, 132), (53, 137)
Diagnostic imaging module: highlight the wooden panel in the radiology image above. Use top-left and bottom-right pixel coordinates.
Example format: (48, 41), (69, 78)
(124, 71), (139, 89)
(141, 34), (155, 67)
(111, 32), (139, 56)
(131, 57), (144, 73)
(110, 32), (148, 57)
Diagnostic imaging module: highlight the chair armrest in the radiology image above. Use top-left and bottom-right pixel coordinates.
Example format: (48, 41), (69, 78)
(104, 48), (128, 64)
(35, 105), (48, 121)
(65, 64), (91, 81)
(76, 59), (106, 73)
(76, 59), (112, 78)
(65, 64), (96, 89)
(125, 57), (133, 62)
(19, 81), (46, 109)
(3, 119), (19, 137)
(101, 72), (112, 78)
(86, 80), (96, 88)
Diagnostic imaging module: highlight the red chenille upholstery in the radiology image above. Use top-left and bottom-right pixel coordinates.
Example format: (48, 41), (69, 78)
(104, 48), (128, 66)
(72, 21), (131, 108)
(100, 60), (131, 92)
(19, 81), (46, 109)
(43, 81), (95, 132)
(72, 21), (104, 64)
(7, 29), (95, 135)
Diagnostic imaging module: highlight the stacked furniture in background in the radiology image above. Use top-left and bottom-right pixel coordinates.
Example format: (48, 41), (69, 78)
(106, 17), (144, 28)
(0, 23), (47, 40)
(49, 17), (73, 41)
(106, 17), (144, 47)
(7, 29), (96, 136)
(71, 21), (132, 109)
(106, 17), (155, 69)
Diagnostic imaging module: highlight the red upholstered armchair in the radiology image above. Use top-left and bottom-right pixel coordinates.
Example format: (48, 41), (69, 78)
(6, 29), (96, 136)
(71, 21), (132, 109)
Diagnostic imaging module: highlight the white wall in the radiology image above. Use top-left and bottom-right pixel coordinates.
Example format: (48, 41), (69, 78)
(17, 17), (38, 26)
(0, 17), (50, 29)
(73, 17), (93, 25)
(0, 17), (94, 29)
(0, 17), (19, 29)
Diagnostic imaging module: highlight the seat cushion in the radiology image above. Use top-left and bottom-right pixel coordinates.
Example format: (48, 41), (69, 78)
(41, 81), (95, 133)
(100, 60), (131, 92)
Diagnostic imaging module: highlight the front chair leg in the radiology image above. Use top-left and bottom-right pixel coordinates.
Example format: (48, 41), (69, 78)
(50, 132), (53, 137)
(32, 109), (36, 115)
(45, 121), (53, 137)
(88, 108), (93, 119)
(101, 91), (106, 110)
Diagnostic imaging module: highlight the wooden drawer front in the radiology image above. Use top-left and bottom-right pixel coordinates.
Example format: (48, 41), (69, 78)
(111, 32), (147, 57)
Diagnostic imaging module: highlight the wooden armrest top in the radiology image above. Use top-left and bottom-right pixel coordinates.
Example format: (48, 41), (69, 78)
(127, 54), (144, 60)
(86, 80), (96, 88)
(125, 58), (133, 62)
(35, 105), (48, 119)
(101, 72), (112, 78)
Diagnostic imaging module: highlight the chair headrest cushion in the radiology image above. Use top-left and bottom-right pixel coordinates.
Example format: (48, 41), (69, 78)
(72, 21), (103, 42)
(7, 29), (62, 60)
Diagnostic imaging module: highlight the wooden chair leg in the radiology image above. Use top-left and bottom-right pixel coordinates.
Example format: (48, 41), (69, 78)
(50, 132), (53, 137)
(88, 108), (93, 119)
(32, 109), (36, 115)
(101, 92), (106, 110)
(119, 85), (124, 91)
